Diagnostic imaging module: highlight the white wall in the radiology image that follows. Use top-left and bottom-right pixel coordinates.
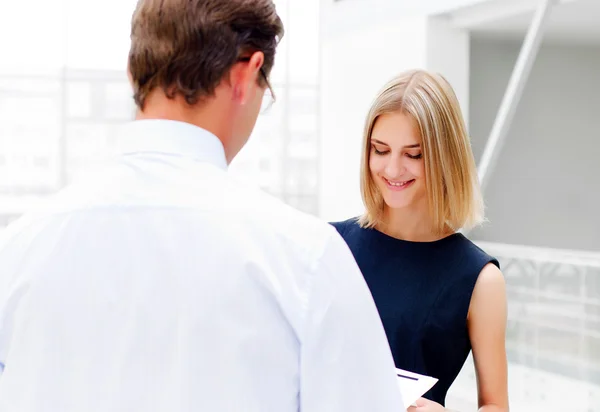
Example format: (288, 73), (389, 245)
(469, 38), (600, 251)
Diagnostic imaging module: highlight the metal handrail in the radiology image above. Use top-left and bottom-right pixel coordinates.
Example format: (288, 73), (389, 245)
(476, 240), (600, 268)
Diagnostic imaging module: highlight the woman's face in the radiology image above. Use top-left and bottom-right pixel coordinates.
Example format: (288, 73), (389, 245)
(369, 111), (427, 211)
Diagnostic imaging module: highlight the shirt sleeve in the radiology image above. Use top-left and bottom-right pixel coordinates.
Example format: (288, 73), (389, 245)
(299, 229), (404, 411)
(0, 218), (37, 377)
(0, 229), (17, 371)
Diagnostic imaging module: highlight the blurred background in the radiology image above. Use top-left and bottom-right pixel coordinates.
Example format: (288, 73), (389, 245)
(0, 0), (598, 410)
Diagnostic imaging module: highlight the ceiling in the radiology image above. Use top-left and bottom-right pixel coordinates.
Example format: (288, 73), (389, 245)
(460, 0), (600, 45)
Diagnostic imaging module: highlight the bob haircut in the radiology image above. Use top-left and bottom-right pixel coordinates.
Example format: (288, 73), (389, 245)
(359, 69), (484, 234)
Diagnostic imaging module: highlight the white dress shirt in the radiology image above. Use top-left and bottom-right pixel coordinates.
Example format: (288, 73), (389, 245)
(0, 119), (403, 411)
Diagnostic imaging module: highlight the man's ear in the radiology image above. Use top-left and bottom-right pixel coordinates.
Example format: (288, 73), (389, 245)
(126, 60), (134, 87)
(232, 51), (265, 105)
(246, 51), (265, 78)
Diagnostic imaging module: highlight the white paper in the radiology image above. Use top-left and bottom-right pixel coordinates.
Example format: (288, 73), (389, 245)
(395, 368), (438, 409)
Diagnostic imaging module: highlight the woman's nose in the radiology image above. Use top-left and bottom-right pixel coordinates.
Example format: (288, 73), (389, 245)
(384, 159), (406, 178)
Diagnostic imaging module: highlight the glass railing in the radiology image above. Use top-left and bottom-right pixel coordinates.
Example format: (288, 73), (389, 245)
(447, 241), (600, 412)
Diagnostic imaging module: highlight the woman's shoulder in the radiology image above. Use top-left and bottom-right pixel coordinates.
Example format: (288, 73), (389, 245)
(328, 216), (362, 238)
(453, 234), (500, 270)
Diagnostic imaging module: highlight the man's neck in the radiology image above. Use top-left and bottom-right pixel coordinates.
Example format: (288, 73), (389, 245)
(135, 93), (234, 162)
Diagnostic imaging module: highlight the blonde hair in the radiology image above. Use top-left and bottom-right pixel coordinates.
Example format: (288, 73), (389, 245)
(359, 69), (484, 234)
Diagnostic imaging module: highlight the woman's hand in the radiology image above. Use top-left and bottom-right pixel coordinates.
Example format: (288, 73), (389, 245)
(407, 397), (446, 412)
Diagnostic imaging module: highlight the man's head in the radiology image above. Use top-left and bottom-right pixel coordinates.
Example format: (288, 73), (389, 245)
(128, 0), (284, 162)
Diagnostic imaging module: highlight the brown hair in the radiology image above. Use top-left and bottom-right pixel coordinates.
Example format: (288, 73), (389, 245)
(128, 0), (284, 109)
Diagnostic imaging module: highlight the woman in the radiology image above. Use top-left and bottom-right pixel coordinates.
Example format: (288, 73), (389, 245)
(331, 70), (509, 412)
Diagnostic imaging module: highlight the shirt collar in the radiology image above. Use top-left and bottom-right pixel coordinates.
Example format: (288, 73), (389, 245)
(116, 119), (228, 170)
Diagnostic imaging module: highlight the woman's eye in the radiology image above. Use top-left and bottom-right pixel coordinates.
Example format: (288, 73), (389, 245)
(372, 147), (389, 155)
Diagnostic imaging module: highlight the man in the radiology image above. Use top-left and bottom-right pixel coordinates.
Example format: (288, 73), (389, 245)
(0, 1), (404, 411)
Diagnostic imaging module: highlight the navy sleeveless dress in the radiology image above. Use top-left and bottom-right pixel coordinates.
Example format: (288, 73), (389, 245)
(331, 218), (499, 406)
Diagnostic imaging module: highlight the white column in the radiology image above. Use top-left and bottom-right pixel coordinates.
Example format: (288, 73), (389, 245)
(318, 0), (470, 221)
(318, 0), (427, 221)
(425, 16), (471, 127)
